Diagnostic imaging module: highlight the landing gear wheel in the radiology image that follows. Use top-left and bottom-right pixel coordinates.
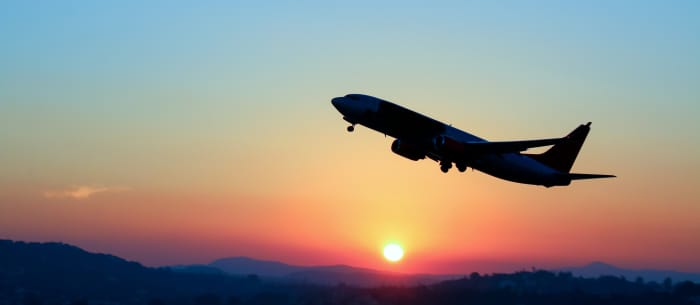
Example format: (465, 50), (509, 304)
(456, 163), (468, 173)
(347, 125), (355, 132)
(440, 161), (452, 173)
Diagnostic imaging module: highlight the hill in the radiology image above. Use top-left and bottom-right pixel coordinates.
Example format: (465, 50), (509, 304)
(0, 240), (266, 304)
(2, 239), (700, 305)
(559, 261), (700, 283)
(207, 256), (452, 286)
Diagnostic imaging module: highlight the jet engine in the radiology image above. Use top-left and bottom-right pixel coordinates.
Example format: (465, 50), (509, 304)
(391, 139), (426, 161)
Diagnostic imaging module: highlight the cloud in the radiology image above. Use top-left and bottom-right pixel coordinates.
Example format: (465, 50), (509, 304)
(43, 185), (131, 200)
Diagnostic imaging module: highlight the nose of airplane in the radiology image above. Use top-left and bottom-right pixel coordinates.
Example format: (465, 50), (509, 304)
(332, 96), (361, 120)
(331, 97), (345, 109)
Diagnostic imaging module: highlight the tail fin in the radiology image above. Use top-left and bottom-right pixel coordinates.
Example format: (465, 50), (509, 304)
(526, 122), (591, 173)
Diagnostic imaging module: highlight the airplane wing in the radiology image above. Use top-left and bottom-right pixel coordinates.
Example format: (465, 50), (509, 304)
(463, 138), (564, 154)
(436, 136), (563, 156)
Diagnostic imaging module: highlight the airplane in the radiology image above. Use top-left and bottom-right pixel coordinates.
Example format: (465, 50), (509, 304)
(331, 94), (615, 187)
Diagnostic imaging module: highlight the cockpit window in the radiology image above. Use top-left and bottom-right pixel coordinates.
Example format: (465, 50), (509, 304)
(345, 94), (361, 100)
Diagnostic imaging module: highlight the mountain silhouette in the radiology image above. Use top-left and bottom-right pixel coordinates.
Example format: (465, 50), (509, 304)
(559, 261), (700, 283)
(207, 256), (451, 286)
(0, 239), (266, 303)
(207, 256), (700, 285)
(2, 239), (700, 305)
(169, 264), (226, 275)
(210, 256), (305, 277)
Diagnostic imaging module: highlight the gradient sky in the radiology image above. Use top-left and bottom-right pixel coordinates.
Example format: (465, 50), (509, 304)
(1, 1), (699, 274)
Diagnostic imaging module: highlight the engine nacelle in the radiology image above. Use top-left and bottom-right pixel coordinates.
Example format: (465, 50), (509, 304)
(391, 139), (426, 161)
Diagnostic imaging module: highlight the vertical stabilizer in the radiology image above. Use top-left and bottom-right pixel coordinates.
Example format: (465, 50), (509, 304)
(526, 122), (591, 173)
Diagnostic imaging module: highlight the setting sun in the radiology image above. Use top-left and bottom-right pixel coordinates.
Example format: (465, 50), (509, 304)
(383, 243), (404, 262)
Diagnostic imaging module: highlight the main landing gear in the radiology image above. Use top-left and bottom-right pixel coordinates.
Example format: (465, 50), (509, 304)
(346, 124), (355, 132)
(440, 161), (469, 173)
(440, 161), (452, 173)
(456, 162), (468, 173)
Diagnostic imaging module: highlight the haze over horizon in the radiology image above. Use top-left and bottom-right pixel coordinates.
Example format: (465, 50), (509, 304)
(1, 1), (699, 275)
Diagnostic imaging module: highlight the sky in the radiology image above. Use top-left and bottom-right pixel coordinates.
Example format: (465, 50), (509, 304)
(1, 1), (699, 275)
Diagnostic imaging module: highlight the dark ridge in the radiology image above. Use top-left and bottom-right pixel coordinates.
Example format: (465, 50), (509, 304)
(2, 239), (699, 305)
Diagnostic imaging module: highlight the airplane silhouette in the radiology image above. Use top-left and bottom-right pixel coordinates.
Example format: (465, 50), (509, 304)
(332, 94), (615, 187)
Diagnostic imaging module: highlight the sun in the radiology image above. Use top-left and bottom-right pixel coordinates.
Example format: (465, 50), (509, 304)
(383, 243), (404, 262)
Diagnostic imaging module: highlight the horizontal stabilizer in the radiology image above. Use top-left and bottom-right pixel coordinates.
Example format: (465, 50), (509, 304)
(568, 173), (616, 180)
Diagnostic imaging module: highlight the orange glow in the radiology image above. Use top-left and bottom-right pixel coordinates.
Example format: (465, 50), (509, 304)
(0, 1), (699, 279)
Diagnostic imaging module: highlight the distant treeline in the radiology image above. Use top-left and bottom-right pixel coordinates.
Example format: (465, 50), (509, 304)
(2, 240), (699, 305)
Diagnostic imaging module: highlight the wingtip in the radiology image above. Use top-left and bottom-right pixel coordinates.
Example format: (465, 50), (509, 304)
(568, 173), (617, 180)
(585, 122), (591, 127)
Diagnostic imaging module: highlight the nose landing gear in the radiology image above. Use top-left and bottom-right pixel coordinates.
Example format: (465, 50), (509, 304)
(346, 125), (355, 132)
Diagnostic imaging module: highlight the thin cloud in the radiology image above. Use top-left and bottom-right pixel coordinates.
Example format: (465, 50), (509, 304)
(43, 185), (131, 200)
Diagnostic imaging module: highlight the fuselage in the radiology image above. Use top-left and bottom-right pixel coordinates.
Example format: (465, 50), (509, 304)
(331, 94), (571, 187)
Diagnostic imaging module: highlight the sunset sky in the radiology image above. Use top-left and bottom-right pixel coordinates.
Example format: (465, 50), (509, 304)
(1, 1), (699, 274)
